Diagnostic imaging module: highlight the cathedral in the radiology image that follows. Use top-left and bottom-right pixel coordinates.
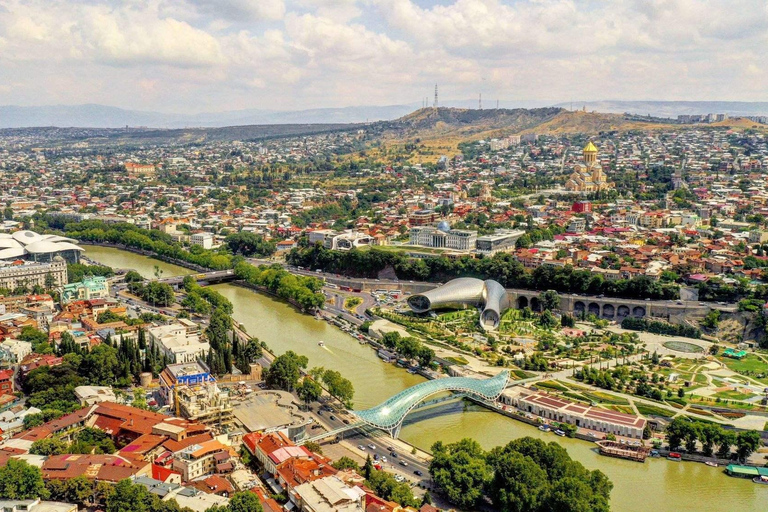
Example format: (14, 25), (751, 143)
(565, 142), (614, 193)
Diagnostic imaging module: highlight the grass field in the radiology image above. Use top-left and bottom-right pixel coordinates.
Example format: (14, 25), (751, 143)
(582, 391), (629, 405)
(445, 356), (470, 366)
(636, 403), (674, 418)
(717, 354), (768, 374)
(712, 390), (756, 401)
(537, 380), (569, 392)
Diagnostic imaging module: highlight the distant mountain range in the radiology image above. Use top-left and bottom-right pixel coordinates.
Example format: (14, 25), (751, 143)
(0, 100), (556, 129)
(3, 100), (768, 129)
(554, 101), (768, 118)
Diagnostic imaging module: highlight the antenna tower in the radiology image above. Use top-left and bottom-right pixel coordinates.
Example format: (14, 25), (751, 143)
(479, 93), (482, 110)
(434, 84), (438, 109)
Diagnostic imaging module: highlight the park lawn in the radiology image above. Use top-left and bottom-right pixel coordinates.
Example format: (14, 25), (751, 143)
(717, 354), (768, 374)
(600, 405), (635, 414)
(582, 391), (629, 405)
(445, 356), (470, 366)
(694, 373), (708, 385)
(712, 390), (756, 401)
(511, 369), (535, 380)
(636, 403), (674, 418)
(537, 380), (570, 392)
(344, 296), (362, 312)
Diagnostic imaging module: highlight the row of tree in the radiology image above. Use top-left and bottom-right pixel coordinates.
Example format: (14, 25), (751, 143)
(287, 244), (680, 301)
(265, 351), (356, 407)
(234, 261), (325, 312)
(0, 459), (263, 512)
(430, 437), (612, 512)
(621, 316), (702, 338)
(380, 331), (435, 367)
(666, 417), (761, 461)
(51, 218), (234, 270)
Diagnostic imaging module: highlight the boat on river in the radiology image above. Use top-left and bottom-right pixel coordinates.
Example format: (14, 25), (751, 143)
(753, 476), (768, 485)
(705, 461), (719, 468)
(318, 341), (325, 347)
(596, 440), (649, 462)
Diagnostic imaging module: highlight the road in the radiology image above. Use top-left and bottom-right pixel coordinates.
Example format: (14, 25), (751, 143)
(303, 400), (432, 486)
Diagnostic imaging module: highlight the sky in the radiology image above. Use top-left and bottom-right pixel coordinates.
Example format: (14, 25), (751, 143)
(0, 0), (766, 113)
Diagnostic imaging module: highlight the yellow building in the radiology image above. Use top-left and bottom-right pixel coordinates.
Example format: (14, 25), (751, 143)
(565, 142), (614, 193)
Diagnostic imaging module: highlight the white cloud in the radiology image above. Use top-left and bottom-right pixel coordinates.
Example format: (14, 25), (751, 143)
(0, 0), (768, 110)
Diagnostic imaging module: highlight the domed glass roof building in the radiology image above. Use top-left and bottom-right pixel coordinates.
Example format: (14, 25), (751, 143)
(0, 230), (83, 263)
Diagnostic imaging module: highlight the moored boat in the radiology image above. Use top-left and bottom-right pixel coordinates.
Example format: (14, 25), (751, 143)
(667, 452), (682, 461)
(596, 440), (649, 462)
(554, 429), (566, 437)
(538, 425), (551, 432)
(753, 476), (768, 485)
(705, 461), (718, 467)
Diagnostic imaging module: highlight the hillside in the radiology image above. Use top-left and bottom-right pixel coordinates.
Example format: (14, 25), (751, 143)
(520, 110), (678, 135)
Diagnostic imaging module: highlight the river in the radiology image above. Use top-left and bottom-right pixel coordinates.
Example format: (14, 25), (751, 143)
(84, 245), (766, 512)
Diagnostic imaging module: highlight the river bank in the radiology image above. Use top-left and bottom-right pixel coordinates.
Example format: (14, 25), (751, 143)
(82, 245), (768, 512)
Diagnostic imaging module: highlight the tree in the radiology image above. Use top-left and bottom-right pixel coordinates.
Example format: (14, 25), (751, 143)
(225, 232), (276, 258)
(125, 270), (144, 284)
(429, 439), (490, 510)
(540, 290), (560, 311)
(487, 450), (548, 512)
(716, 429), (736, 458)
(331, 457), (359, 471)
(30, 438), (67, 456)
(304, 441), (323, 455)
(538, 309), (558, 330)
(106, 479), (149, 512)
(296, 378), (322, 406)
(363, 455), (374, 480)
(736, 430), (761, 462)
(264, 351), (308, 391)
(321, 369), (355, 406)
(0, 459), (49, 500)
(228, 491), (264, 512)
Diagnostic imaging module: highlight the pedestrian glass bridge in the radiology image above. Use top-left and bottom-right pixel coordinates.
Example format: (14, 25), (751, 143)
(351, 370), (509, 438)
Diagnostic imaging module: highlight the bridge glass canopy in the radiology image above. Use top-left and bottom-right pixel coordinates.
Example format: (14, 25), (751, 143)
(352, 370), (509, 431)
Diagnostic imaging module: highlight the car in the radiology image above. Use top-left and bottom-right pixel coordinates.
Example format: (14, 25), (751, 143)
(390, 452), (398, 458)
(311, 425), (322, 430)
(373, 454), (379, 461)
(368, 444), (376, 450)
(676, 301), (684, 305)
(387, 446), (394, 452)
(381, 456), (387, 463)
(342, 419), (350, 425)
(414, 470), (423, 476)
(358, 445), (365, 450)
(329, 415), (336, 421)
(317, 410), (322, 416)
(399, 461), (408, 466)
(393, 475), (405, 482)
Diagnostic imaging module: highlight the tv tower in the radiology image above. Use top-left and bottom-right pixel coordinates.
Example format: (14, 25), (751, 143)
(479, 93), (482, 110)
(434, 84), (438, 109)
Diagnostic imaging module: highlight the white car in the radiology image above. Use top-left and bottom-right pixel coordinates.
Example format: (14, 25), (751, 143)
(358, 445), (365, 450)
(368, 444), (376, 450)
(381, 456), (387, 463)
